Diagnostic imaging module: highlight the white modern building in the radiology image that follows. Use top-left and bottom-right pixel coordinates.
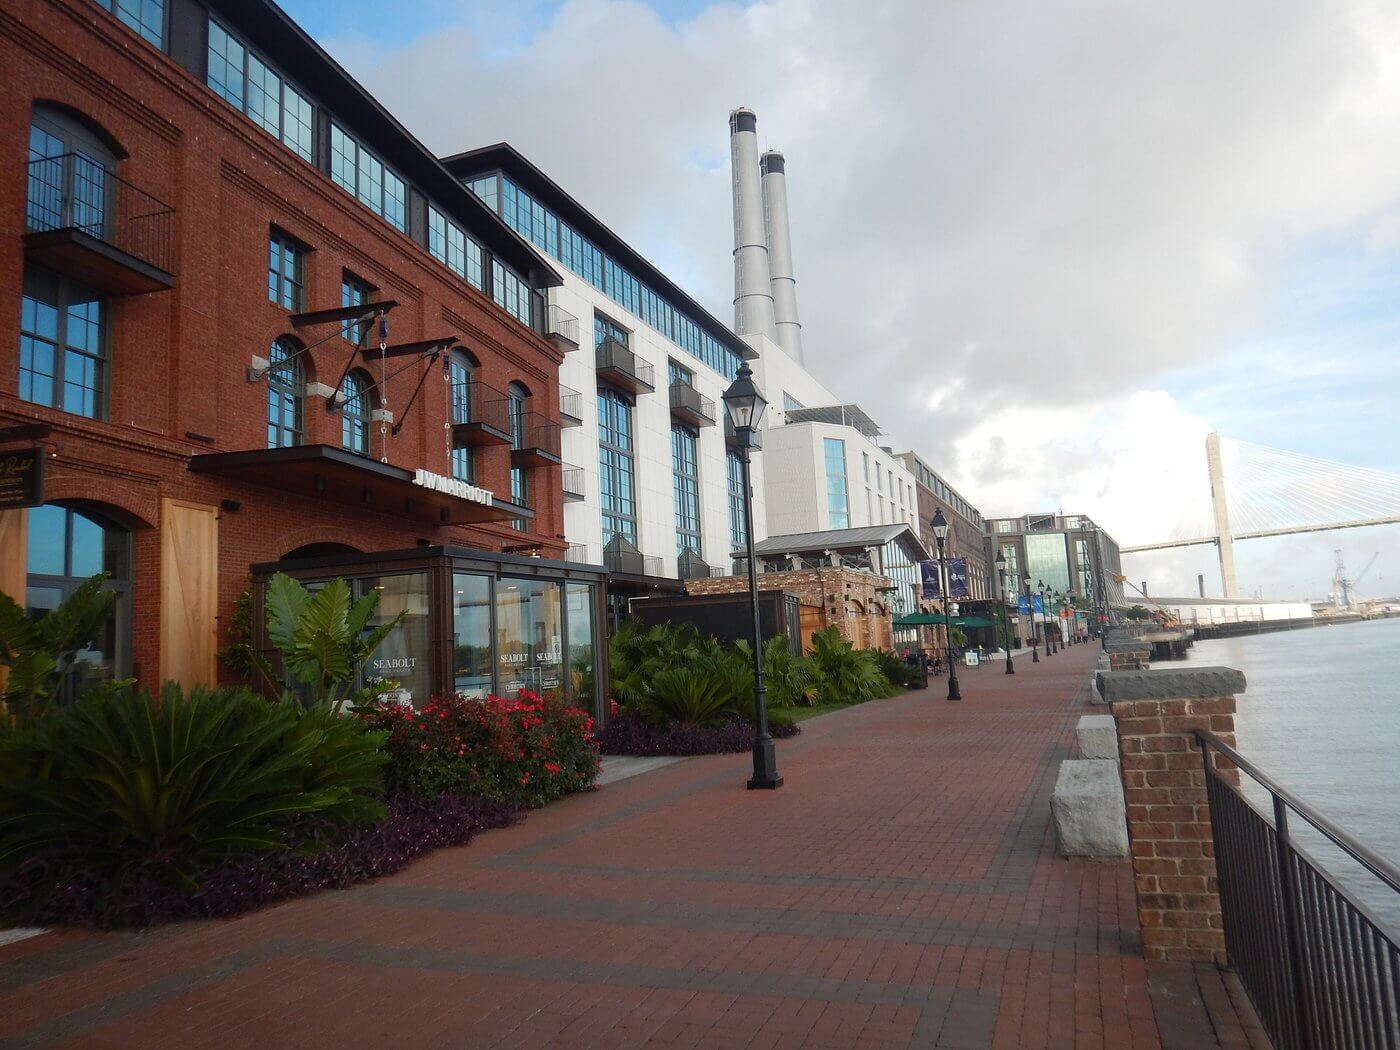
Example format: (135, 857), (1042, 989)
(727, 108), (918, 545)
(443, 145), (763, 619)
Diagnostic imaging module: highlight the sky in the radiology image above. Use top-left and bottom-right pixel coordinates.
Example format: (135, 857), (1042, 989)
(281, 0), (1400, 602)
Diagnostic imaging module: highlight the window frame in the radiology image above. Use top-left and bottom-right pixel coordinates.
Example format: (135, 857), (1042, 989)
(19, 264), (108, 421)
(671, 423), (702, 557)
(268, 229), (306, 311)
(328, 121), (407, 233)
(206, 18), (315, 163)
(597, 386), (637, 546)
(339, 369), (372, 455)
(266, 336), (305, 449)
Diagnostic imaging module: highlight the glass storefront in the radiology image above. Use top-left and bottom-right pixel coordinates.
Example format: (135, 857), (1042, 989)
(256, 549), (605, 719)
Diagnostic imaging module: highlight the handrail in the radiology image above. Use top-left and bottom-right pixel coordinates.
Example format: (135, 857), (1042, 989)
(1196, 729), (1400, 893)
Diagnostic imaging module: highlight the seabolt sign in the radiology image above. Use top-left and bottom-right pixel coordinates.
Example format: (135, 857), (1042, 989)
(0, 448), (43, 510)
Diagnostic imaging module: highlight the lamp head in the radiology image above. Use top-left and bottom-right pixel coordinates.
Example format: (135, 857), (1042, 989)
(931, 508), (949, 542)
(721, 362), (767, 434)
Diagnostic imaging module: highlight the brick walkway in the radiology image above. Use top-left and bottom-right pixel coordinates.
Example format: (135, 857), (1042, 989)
(0, 645), (1267, 1049)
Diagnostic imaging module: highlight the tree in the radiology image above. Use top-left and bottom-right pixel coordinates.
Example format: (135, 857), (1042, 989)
(1125, 605), (1153, 621)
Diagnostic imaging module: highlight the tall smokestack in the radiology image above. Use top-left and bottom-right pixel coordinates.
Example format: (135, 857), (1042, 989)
(760, 150), (803, 364)
(729, 108), (776, 342)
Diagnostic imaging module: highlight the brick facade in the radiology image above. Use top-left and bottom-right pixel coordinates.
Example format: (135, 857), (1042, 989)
(1101, 669), (1246, 965)
(0, 0), (565, 688)
(684, 567), (895, 651)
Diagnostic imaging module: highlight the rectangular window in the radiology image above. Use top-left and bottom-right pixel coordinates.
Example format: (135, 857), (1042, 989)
(824, 438), (850, 529)
(268, 230), (304, 311)
(510, 467), (527, 532)
(594, 313), (630, 349)
(495, 578), (563, 696)
(93, 0), (165, 47)
(727, 451), (747, 553)
(341, 273), (370, 343)
(668, 359), (694, 388)
(20, 266), (106, 420)
(598, 388), (636, 545)
(452, 573), (492, 698)
(491, 259), (532, 326)
(328, 121), (406, 232)
(1024, 532), (1072, 594)
(207, 20), (314, 162)
(427, 205), (484, 289)
(672, 424), (701, 557)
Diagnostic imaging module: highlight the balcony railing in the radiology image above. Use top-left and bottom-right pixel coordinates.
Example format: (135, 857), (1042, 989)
(1197, 730), (1400, 1050)
(561, 464), (585, 502)
(559, 385), (583, 426)
(451, 380), (512, 447)
(595, 338), (655, 395)
(509, 411), (561, 466)
(25, 153), (175, 294)
(669, 379), (716, 428)
(546, 304), (579, 348)
(603, 537), (663, 578)
(677, 548), (724, 580)
(565, 543), (594, 564)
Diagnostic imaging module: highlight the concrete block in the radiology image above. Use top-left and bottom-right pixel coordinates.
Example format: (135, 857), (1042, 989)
(1097, 666), (1247, 703)
(1052, 759), (1128, 857)
(1088, 673), (1107, 704)
(1076, 714), (1118, 758)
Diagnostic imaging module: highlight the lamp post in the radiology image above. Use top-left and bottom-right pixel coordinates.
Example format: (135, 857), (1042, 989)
(931, 509), (961, 701)
(1038, 580), (1053, 656)
(996, 549), (1014, 675)
(1067, 589), (1078, 645)
(1024, 575), (1039, 662)
(722, 363), (782, 790)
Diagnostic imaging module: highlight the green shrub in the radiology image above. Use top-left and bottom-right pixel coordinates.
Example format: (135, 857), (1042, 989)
(807, 627), (895, 703)
(0, 574), (120, 723)
(0, 684), (388, 887)
(759, 636), (821, 707)
(608, 621), (703, 710)
(872, 649), (919, 690)
(641, 667), (736, 727)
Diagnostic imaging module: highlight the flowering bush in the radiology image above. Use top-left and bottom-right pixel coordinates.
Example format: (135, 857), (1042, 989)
(362, 691), (601, 808)
(597, 709), (800, 757)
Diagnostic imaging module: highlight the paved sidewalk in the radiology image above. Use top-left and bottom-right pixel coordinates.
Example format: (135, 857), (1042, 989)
(0, 644), (1265, 1048)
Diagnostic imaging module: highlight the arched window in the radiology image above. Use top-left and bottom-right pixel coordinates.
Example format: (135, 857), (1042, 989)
(267, 337), (304, 448)
(27, 104), (119, 237)
(340, 370), (372, 455)
(449, 350), (475, 482)
(26, 503), (133, 692)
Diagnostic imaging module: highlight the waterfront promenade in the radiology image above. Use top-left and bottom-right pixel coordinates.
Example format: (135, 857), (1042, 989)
(0, 646), (1266, 1048)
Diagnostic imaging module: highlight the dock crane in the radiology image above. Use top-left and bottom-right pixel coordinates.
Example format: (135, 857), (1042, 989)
(1333, 550), (1380, 610)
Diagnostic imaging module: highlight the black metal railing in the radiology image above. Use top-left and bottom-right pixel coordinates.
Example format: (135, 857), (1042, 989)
(510, 411), (561, 460)
(1197, 730), (1400, 1050)
(559, 385), (583, 423)
(26, 153), (175, 273)
(561, 464), (585, 500)
(669, 380), (716, 425)
(451, 379), (511, 436)
(595, 338), (655, 391)
(547, 304), (579, 345)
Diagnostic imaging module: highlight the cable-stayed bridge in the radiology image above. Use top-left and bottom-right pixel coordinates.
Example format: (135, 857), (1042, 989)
(1121, 433), (1400, 596)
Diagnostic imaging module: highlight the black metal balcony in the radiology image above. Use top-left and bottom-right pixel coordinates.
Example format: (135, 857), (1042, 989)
(677, 548), (724, 580)
(510, 410), (561, 466)
(546, 304), (579, 352)
(451, 380), (512, 447)
(595, 339), (655, 395)
(603, 535), (663, 578)
(669, 379), (716, 428)
(561, 464), (585, 502)
(24, 154), (175, 294)
(559, 385), (583, 427)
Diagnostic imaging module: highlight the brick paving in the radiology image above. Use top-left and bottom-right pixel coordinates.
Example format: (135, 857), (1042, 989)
(0, 644), (1268, 1049)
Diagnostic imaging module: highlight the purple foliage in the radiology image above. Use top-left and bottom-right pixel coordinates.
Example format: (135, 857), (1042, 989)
(597, 710), (800, 757)
(0, 794), (520, 930)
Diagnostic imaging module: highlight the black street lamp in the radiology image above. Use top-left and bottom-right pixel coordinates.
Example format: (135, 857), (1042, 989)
(995, 549), (1014, 675)
(1067, 589), (1078, 645)
(931, 509), (961, 701)
(1024, 574), (1039, 662)
(1038, 580), (1053, 657)
(722, 363), (782, 790)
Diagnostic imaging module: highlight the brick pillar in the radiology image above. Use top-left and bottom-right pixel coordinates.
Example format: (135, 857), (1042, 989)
(1099, 667), (1246, 965)
(1104, 642), (1151, 671)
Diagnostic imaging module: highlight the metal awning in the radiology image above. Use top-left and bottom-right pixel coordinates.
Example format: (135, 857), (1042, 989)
(188, 444), (530, 527)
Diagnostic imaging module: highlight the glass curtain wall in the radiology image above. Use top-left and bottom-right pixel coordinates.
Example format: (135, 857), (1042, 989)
(824, 438), (850, 528)
(1023, 532), (1072, 594)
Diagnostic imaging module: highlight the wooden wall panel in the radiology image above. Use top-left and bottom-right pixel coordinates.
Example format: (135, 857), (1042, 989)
(0, 509), (26, 605)
(159, 499), (218, 688)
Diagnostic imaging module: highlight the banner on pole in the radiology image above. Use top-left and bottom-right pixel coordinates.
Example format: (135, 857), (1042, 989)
(948, 557), (969, 598)
(920, 560), (940, 599)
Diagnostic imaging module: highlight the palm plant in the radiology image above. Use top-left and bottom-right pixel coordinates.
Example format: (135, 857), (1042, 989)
(759, 636), (821, 707)
(807, 627), (895, 703)
(0, 574), (119, 723)
(253, 573), (402, 711)
(639, 667), (735, 727)
(0, 684), (388, 886)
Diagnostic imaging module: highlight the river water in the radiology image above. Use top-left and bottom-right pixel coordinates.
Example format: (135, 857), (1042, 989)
(1183, 616), (1400, 931)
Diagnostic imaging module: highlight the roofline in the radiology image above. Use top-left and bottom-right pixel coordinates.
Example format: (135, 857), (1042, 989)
(217, 2), (561, 289)
(741, 523), (931, 562)
(441, 142), (753, 364)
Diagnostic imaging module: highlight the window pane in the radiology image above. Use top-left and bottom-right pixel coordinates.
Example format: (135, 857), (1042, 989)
(361, 574), (432, 706)
(115, 0), (164, 47)
(565, 582), (596, 715)
(282, 85), (314, 162)
(69, 510), (104, 578)
(452, 573), (493, 698)
(495, 578), (563, 698)
(329, 123), (355, 193)
(206, 21), (244, 109)
(246, 55), (280, 136)
(26, 504), (66, 575)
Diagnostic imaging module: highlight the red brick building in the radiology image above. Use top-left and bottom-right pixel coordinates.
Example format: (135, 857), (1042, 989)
(0, 0), (606, 712)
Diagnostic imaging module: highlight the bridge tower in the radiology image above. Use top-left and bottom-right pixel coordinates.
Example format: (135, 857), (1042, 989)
(1205, 432), (1238, 597)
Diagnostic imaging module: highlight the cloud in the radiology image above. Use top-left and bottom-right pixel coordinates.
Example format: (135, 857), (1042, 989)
(295, 0), (1400, 597)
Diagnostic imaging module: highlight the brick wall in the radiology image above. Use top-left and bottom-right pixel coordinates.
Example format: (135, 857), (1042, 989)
(1101, 668), (1246, 965)
(685, 567), (895, 650)
(0, 1), (568, 688)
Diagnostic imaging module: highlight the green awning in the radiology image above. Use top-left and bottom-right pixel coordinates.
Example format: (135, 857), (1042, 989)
(893, 614), (998, 629)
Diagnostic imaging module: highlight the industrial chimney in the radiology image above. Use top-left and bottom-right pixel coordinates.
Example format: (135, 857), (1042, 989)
(760, 150), (804, 364)
(729, 108), (776, 342)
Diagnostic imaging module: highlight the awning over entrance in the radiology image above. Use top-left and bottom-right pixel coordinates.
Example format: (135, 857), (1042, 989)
(894, 613), (998, 629)
(189, 444), (530, 527)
